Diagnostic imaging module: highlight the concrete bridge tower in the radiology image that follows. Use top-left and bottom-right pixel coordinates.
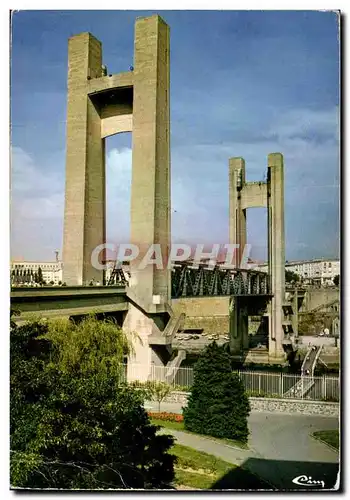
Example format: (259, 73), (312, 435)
(62, 15), (183, 378)
(229, 153), (286, 361)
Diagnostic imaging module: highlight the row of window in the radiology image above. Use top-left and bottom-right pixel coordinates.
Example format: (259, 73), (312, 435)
(12, 264), (61, 270)
(294, 263), (337, 272)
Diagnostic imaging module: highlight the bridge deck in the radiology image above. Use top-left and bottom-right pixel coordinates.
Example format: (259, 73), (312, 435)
(11, 286), (128, 320)
(11, 265), (272, 320)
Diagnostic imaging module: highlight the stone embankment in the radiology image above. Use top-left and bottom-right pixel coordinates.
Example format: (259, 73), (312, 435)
(164, 392), (339, 417)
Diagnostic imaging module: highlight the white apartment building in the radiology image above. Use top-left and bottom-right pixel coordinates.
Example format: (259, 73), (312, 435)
(256, 258), (340, 286)
(11, 260), (63, 285)
(319, 259), (340, 286)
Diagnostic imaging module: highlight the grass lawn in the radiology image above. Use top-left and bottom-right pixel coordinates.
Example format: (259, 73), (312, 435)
(150, 418), (248, 449)
(312, 430), (339, 450)
(171, 444), (271, 490)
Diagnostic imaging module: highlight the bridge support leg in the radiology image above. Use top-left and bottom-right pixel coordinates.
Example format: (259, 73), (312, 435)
(242, 310), (249, 350)
(292, 287), (299, 338)
(267, 153), (286, 360)
(123, 304), (167, 381)
(123, 302), (179, 382)
(62, 33), (105, 286)
(229, 297), (248, 354)
(229, 158), (247, 267)
(128, 16), (171, 309)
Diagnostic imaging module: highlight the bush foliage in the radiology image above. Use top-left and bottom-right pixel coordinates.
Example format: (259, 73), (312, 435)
(183, 342), (250, 443)
(10, 313), (175, 489)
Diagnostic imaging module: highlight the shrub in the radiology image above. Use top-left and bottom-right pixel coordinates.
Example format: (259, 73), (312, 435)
(173, 384), (191, 392)
(183, 342), (250, 443)
(246, 390), (280, 399)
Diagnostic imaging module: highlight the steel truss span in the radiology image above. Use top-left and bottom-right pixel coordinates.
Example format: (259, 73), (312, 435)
(107, 264), (270, 298)
(171, 264), (270, 298)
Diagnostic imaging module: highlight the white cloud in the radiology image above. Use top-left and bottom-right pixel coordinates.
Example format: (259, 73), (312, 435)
(11, 147), (64, 223)
(10, 147), (65, 260)
(170, 105), (339, 258)
(10, 103), (340, 262)
(270, 106), (339, 141)
(106, 147), (132, 192)
(105, 147), (132, 243)
(11, 146), (63, 198)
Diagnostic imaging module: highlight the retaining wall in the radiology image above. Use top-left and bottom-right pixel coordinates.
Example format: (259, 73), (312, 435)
(171, 296), (229, 334)
(164, 391), (339, 417)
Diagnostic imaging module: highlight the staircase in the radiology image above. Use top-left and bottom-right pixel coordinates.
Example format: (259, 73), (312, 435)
(284, 345), (323, 398)
(283, 376), (315, 398)
(165, 349), (186, 384)
(163, 310), (186, 342)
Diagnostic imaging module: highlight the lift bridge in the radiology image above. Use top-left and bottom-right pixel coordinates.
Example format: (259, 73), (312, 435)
(107, 262), (270, 298)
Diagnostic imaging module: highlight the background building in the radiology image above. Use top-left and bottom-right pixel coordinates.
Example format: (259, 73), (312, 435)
(11, 253), (63, 286)
(256, 258), (340, 286)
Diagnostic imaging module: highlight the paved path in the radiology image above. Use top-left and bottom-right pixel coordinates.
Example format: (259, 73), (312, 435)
(147, 402), (340, 490)
(246, 412), (339, 489)
(159, 428), (255, 467)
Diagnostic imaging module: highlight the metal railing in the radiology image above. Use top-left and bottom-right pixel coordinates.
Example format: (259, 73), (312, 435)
(124, 364), (340, 402)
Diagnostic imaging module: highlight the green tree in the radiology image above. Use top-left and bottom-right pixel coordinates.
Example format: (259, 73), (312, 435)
(285, 269), (300, 283)
(148, 381), (173, 412)
(37, 267), (43, 285)
(11, 315), (175, 489)
(183, 342), (250, 443)
(333, 274), (340, 286)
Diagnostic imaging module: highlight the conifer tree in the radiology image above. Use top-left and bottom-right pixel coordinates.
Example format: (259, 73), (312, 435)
(183, 342), (250, 443)
(37, 267), (43, 285)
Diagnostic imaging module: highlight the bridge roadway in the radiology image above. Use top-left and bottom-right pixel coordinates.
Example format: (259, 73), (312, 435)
(10, 284), (270, 321)
(11, 266), (272, 321)
(11, 286), (129, 321)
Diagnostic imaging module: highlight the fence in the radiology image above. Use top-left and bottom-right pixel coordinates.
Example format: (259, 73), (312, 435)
(125, 364), (340, 402)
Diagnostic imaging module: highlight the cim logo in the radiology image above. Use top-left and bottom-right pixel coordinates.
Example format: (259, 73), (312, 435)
(292, 475), (325, 488)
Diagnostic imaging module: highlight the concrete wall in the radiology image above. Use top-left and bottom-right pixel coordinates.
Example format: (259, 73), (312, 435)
(172, 287), (340, 337)
(163, 392), (339, 417)
(172, 296), (229, 334)
(299, 336), (336, 347)
(301, 287), (340, 312)
(318, 346), (340, 365)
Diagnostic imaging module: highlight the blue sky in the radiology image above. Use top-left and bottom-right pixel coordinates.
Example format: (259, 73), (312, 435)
(11, 10), (339, 262)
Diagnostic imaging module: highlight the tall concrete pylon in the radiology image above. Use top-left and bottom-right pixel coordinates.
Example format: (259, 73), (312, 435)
(229, 153), (286, 359)
(267, 153), (286, 359)
(62, 15), (171, 312)
(62, 15), (182, 379)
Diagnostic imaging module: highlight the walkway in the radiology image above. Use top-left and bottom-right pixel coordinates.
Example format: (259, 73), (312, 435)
(159, 428), (255, 467)
(147, 402), (340, 490)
